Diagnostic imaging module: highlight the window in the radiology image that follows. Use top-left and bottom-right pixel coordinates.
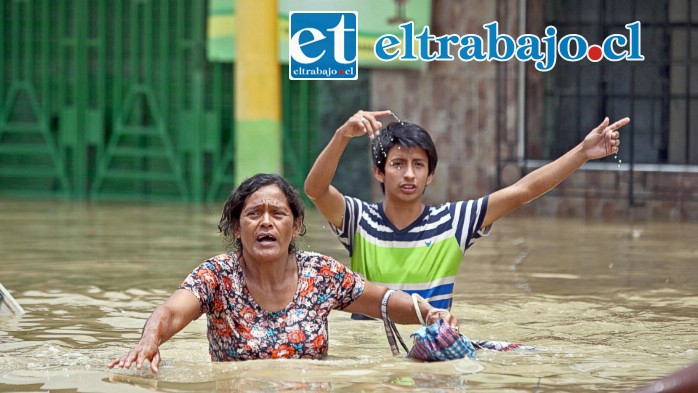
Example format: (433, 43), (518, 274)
(529, 0), (698, 166)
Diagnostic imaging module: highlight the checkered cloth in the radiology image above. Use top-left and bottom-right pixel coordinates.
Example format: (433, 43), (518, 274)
(472, 340), (537, 351)
(380, 290), (536, 361)
(408, 319), (477, 361)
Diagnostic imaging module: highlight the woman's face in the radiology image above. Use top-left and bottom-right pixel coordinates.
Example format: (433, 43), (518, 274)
(234, 184), (301, 262)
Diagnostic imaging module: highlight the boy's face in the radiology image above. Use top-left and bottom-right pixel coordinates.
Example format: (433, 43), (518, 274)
(374, 145), (433, 203)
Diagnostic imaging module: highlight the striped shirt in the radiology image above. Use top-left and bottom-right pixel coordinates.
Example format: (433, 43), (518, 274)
(332, 196), (490, 310)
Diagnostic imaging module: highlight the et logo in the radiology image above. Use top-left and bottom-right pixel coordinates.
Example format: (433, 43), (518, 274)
(288, 12), (358, 80)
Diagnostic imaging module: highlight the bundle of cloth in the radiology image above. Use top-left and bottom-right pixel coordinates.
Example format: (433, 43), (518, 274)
(382, 293), (537, 362)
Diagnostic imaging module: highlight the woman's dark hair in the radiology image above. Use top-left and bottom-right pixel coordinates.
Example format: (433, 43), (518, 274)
(218, 173), (307, 253)
(370, 121), (438, 193)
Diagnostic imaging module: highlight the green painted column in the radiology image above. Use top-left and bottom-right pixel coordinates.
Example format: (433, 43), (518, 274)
(234, 0), (282, 183)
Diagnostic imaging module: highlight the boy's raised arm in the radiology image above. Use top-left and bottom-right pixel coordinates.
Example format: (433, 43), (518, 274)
(304, 110), (392, 229)
(482, 116), (630, 228)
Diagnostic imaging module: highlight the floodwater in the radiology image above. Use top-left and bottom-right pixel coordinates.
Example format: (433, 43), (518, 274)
(0, 198), (696, 393)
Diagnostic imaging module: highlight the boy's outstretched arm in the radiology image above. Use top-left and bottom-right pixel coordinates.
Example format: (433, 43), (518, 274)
(482, 116), (630, 228)
(304, 110), (392, 229)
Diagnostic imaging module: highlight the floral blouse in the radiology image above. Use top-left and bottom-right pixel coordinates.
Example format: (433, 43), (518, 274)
(180, 251), (365, 361)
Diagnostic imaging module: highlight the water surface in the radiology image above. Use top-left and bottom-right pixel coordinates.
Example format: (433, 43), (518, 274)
(1, 198), (696, 392)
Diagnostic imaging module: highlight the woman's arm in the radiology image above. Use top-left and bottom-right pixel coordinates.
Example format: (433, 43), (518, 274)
(108, 289), (201, 374)
(343, 281), (458, 328)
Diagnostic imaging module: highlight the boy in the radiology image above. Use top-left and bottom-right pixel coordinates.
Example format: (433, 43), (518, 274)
(305, 110), (629, 312)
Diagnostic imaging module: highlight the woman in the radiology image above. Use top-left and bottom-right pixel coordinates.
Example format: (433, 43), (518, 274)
(109, 173), (458, 374)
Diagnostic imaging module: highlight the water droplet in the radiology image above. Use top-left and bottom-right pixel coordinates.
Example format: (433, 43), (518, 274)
(619, 159), (622, 163)
(614, 155), (617, 160)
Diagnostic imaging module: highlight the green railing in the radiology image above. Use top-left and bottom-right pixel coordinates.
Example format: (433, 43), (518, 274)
(0, 0), (71, 197)
(0, 0), (317, 202)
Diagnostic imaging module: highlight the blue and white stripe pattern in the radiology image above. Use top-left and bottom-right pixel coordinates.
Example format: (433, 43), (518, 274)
(332, 195), (491, 310)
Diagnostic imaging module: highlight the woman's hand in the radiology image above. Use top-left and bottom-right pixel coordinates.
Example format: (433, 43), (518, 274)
(336, 110), (393, 140)
(108, 338), (162, 374)
(425, 308), (460, 332)
(107, 290), (200, 375)
(582, 117), (630, 160)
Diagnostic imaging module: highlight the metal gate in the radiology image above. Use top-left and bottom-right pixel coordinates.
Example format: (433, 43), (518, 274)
(0, 0), (317, 202)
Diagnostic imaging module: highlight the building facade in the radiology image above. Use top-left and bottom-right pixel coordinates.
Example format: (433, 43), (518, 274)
(370, 0), (698, 220)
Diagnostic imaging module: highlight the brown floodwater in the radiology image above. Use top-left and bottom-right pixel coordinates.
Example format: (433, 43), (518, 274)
(0, 198), (696, 392)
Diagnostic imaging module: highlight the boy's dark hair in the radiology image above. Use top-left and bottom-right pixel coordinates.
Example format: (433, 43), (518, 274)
(218, 173), (307, 253)
(370, 122), (438, 193)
